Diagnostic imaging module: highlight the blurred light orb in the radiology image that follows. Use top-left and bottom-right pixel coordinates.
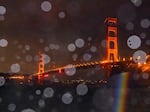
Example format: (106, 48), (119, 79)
(62, 92), (73, 104)
(38, 99), (46, 108)
(90, 46), (97, 52)
(21, 108), (36, 112)
(58, 11), (66, 19)
(127, 35), (141, 49)
(44, 46), (49, 52)
(0, 6), (6, 15)
(67, 1), (80, 17)
(39, 38), (44, 43)
(83, 53), (92, 61)
(41, 1), (52, 12)
(67, 43), (76, 52)
(126, 22), (134, 31)
(8, 103), (16, 112)
(64, 64), (76, 76)
(49, 44), (55, 50)
(75, 38), (85, 48)
(117, 4), (136, 23)
(76, 84), (88, 96)
(140, 32), (146, 39)
(25, 55), (33, 62)
(0, 39), (8, 47)
(131, 0), (142, 7)
(72, 54), (78, 61)
(43, 87), (54, 98)
(34, 55), (39, 62)
(145, 40), (150, 46)
(133, 50), (147, 64)
(142, 73), (149, 80)
(10, 63), (21, 73)
(140, 19), (150, 29)
(24, 45), (30, 51)
(87, 36), (92, 41)
(0, 76), (5, 87)
(43, 54), (51, 64)
(35, 89), (41, 95)
(0, 57), (5, 62)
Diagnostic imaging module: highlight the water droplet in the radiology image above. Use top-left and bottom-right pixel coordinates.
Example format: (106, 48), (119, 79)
(67, 43), (76, 52)
(131, 0), (142, 7)
(127, 35), (141, 49)
(41, 1), (52, 12)
(75, 38), (85, 48)
(43, 87), (54, 98)
(133, 50), (147, 64)
(90, 46), (97, 52)
(0, 6), (6, 15)
(25, 55), (33, 62)
(83, 53), (92, 61)
(10, 63), (21, 73)
(58, 11), (66, 19)
(126, 22), (134, 30)
(140, 19), (150, 29)
(35, 90), (41, 95)
(38, 99), (45, 108)
(43, 54), (51, 64)
(0, 39), (8, 47)
(0, 76), (5, 86)
(62, 92), (73, 104)
(64, 64), (76, 76)
(21, 108), (36, 112)
(76, 84), (88, 96)
(8, 103), (16, 112)
(142, 73), (149, 80)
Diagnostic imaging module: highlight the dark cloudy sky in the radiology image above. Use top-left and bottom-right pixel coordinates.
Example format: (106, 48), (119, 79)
(0, 0), (149, 73)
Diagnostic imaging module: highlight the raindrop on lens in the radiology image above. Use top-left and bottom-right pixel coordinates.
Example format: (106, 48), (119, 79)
(76, 84), (88, 96)
(43, 87), (54, 98)
(67, 43), (76, 52)
(41, 1), (52, 12)
(8, 103), (16, 112)
(64, 64), (76, 76)
(127, 35), (141, 49)
(62, 92), (73, 104)
(0, 76), (5, 86)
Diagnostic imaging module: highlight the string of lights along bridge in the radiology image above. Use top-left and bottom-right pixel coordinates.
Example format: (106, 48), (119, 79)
(35, 17), (149, 84)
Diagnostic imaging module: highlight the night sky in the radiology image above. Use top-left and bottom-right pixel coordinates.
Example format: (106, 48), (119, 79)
(0, 0), (149, 73)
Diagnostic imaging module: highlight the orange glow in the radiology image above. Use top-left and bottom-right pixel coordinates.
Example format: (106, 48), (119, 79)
(43, 74), (49, 78)
(123, 58), (126, 61)
(105, 17), (118, 62)
(38, 52), (45, 83)
(9, 76), (24, 80)
(58, 69), (62, 74)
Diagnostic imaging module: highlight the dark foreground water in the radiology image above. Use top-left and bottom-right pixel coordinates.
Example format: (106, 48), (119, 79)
(0, 74), (150, 112)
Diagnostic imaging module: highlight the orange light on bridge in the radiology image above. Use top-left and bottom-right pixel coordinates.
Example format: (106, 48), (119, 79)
(58, 69), (62, 74)
(43, 74), (49, 78)
(9, 76), (25, 80)
(123, 58), (126, 61)
(130, 57), (133, 61)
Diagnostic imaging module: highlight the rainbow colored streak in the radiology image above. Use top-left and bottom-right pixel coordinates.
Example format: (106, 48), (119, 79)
(113, 72), (129, 112)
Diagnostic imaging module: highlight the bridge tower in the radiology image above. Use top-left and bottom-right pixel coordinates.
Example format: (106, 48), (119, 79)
(38, 52), (45, 83)
(105, 17), (119, 62)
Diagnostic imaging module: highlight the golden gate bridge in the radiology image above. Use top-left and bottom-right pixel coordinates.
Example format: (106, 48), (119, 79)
(1, 17), (150, 85)
(32, 17), (149, 84)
